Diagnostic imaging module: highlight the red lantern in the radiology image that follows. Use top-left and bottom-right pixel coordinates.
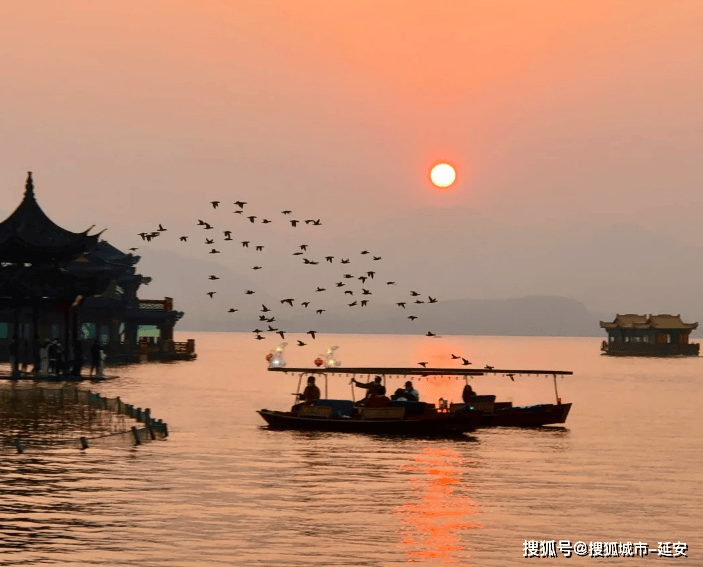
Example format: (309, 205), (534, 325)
(265, 353), (273, 362)
(314, 358), (324, 367)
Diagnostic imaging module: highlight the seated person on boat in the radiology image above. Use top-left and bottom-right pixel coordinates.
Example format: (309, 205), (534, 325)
(299, 376), (321, 404)
(391, 381), (420, 402)
(351, 376), (388, 406)
(462, 383), (476, 404)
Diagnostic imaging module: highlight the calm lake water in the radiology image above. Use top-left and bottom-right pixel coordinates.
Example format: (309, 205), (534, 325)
(0, 333), (701, 566)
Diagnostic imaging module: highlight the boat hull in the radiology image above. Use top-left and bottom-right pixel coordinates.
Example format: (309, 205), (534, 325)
(257, 409), (481, 435)
(479, 403), (571, 427)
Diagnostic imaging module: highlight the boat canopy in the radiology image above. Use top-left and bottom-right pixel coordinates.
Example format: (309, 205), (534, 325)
(267, 367), (572, 377)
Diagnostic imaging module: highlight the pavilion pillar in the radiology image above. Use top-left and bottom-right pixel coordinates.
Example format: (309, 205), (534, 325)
(31, 302), (40, 374)
(11, 304), (21, 378)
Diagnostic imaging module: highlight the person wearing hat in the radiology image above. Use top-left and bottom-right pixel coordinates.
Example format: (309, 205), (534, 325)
(401, 381), (419, 402)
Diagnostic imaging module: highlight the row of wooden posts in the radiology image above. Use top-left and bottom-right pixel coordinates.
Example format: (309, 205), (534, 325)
(12, 389), (168, 454)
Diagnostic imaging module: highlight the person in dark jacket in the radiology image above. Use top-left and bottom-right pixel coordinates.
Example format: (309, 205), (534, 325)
(462, 383), (476, 404)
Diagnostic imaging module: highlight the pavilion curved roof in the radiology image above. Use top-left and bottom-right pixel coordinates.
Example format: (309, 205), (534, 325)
(600, 314), (697, 330)
(0, 172), (99, 263)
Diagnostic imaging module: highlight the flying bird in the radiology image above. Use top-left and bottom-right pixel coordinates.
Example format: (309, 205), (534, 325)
(138, 232), (148, 240)
(277, 331), (286, 339)
(180, 236), (188, 242)
(259, 315), (267, 321)
(297, 340), (306, 346)
(242, 241), (250, 247)
(209, 249), (220, 254)
(261, 304), (271, 312)
(253, 266), (262, 270)
(261, 219), (271, 223)
(344, 290), (354, 295)
(408, 316), (417, 321)
(255, 335), (265, 340)
(312, 219), (322, 225)
(290, 220), (299, 227)
(245, 290), (255, 294)
(208, 275), (219, 280)
(307, 330), (317, 339)
(462, 358), (471, 366)
(414, 300), (425, 304)
(428, 296), (438, 303)
(325, 256), (334, 263)
(197, 220), (205, 225)
(485, 365), (495, 371)
(211, 201), (220, 209)
(316, 287), (326, 292)
(207, 292), (216, 298)
(252, 329), (263, 334)
(234, 210), (243, 214)
(418, 362), (428, 368)
(128, 247), (138, 251)
(361, 250), (369, 255)
(451, 354), (460, 359)
(366, 272), (375, 278)
(426, 331), (436, 337)
(373, 256), (381, 261)
(362, 289), (371, 295)
(267, 325), (278, 332)
(228, 308), (238, 313)
(410, 291), (420, 296)
(316, 309), (325, 314)
(205, 238), (214, 244)
(304, 219), (314, 224)
(224, 230), (232, 238)
(247, 216), (257, 223)
(281, 298), (294, 306)
(266, 317), (276, 322)
(282, 210), (292, 215)
(336, 282), (345, 287)
(292, 252), (303, 255)
(360, 300), (369, 306)
(301, 302), (310, 307)
(358, 276), (367, 284)
(348, 301), (357, 307)
(234, 201), (247, 208)
(397, 303), (406, 308)
(343, 274), (354, 279)
(506, 373), (515, 382)
(158, 224), (166, 231)
(144, 234), (152, 242)
(300, 244), (308, 251)
(386, 282), (396, 285)
(203, 223), (213, 230)
(340, 259), (350, 264)
(256, 246), (264, 251)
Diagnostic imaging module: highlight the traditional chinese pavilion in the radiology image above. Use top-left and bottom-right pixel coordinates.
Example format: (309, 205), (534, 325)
(0, 173), (195, 373)
(600, 314), (699, 356)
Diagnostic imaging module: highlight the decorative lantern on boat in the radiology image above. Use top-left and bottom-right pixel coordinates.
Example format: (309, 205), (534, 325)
(314, 358), (324, 367)
(265, 352), (274, 362)
(323, 346), (341, 368)
(268, 342), (288, 368)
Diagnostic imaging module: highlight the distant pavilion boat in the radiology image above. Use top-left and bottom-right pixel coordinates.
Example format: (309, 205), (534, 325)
(261, 366), (573, 432)
(600, 314), (699, 357)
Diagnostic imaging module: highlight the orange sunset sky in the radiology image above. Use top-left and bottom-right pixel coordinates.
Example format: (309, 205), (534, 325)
(1, 2), (702, 311)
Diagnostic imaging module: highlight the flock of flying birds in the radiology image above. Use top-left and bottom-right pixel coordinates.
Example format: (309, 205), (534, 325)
(132, 200), (494, 367)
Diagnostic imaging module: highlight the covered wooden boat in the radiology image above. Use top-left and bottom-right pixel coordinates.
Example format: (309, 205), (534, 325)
(450, 396), (572, 427)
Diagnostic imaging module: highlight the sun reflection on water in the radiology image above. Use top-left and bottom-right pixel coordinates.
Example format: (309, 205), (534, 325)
(393, 447), (481, 566)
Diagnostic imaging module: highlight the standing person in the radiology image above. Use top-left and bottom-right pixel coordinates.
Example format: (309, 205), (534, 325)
(351, 376), (386, 399)
(71, 339), (84, 377)
(89, 339), (103, 377)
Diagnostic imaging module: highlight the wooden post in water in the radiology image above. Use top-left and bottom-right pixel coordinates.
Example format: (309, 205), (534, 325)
(80, 436), (89, 450)
(15, 437), (24, 454)
(131, 426), (141, 445)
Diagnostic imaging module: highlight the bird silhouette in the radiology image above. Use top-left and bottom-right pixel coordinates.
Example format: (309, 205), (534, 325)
(410, 291), (420, 296)
(343, 274), (353, 279)
(312, 219), (322, 226)
(316, 309), (325, 314)
(261, 304), (271, 312)
(340, 259), (350, 264)
(325, 256), (334, 263)
(304, 219), (314, 224)
(228, 308), (238, 313)
(451, 354), (460, 359)
(361, 250), (369, 255)
(414, 300), (425, 304)
(224, 235), (232, 241)
(360, 300), (369, 306)
(245, 290), (255, 294)
(386, 281), (396, 286)
(203, 223), (213, 230)
(307, 330), (317, 339)
(282, 210), (292, 215)
(205, 238), (214, 244)
(252, 328), (263, 334)
(397, 303), (406, 308)
(336, 282), (345, 287)
(373, 256), (381, 261)
(426, 331), (436, 337)
(301, 302), (310, 307)
(144, 234), (152, 242)
(149, 232), (159, 238)
(208, 275), (219, 280)
(297, 340), (307, 346)
(207, 292), (216, 298)
(224, 230), (232, 238)
(266, 317), (276, 322)
(418, 362), (428, 367)
(234, 210), (243, 214)
(277, 331), (286, 339)
(253, 266), (262, 270)
(408, 316), (417, 321)
(300, 245), (308, 251)
(485, 365), (494, 371)
(348, 301), (357, 307)
(358, 276), (367, 284)
(428, 296), (438, 303)
(234, 201), (247, 209)
(209, 249), (220, 254)
(281, 298), (294, 306)
(303, 258), (313, 264)
(506, 373), (515, 381)
(247, 216), (257, 223)
(261, 219), (271, 224)
(344, 290), (353, 295)
(267, 325), (278, 332)
(128, 247), (138, 251)
(211, 201), (220, 209)
(292, 252), (303, 255)
(255, 335), (265, 340)
(362, 289), (371, 295)
(255, 246), (264, 251)
(367, 271), (375, 278)
(462, 358), (471, 366)
(158, 224), (166, 231)
(242, 241), (250, 247)
(290, 220), (299, 227)
(259, 315), (267, 321)
(315, 287), (326, 292)
(138, 232), (148, 240)
(197, 220), (205, 225)
(309, 260), (319, 265)
(180, 236), (188, 242)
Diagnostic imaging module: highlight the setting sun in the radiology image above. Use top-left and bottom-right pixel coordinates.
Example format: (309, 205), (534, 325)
(430, 163), (456, 188)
